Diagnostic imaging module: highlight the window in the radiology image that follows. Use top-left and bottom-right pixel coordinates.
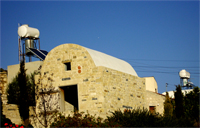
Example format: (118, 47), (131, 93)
(64, 62), (71, 71)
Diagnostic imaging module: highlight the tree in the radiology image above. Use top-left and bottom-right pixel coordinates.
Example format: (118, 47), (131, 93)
(174, 85), (184, 118)
(164, 92), (173, 117)
(6, 61), (59, 127)
(30, 73), (60, 127)
(7, 73), (36, 106)
(6, 59), (33, 126)
(7, 75), (19, 104)
(184, 87), (200, 122)
(0, 68), (7, 72)
(18, 59), (30, 126)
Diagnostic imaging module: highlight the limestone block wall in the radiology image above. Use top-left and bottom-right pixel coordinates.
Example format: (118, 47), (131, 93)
(101, 67), (146, 116)
(0, 72), (8, 104)
(146, 90), (165, 115)
(2, 104), (21, 124)
(79, 66), (146, 118)
(0, 72), (22, 125)
(35, 44), (147, 120)
(34, 44), (97, 119)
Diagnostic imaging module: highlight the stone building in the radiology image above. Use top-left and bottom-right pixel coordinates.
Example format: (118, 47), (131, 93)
(35, 43), (165, 118)
(2, 43), (166, 126)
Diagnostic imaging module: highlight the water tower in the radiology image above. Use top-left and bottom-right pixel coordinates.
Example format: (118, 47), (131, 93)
(179, 69), (191, 88)
(18, 24), (47, 62)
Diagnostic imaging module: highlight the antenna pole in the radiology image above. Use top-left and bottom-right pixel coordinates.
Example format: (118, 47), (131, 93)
(18, 23), (20, 63)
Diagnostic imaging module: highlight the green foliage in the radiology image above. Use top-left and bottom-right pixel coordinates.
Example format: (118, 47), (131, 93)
(164, 92), (173, 117)
(107, 108), (163, 127)
(18, 59), (29, 122)
(6, 60), (36, 126)
(50, 111), (121, 127)
(0, 68), (7, 72)
(26, 73), (36, 106)
(174, 85), (184, 118)
(161, 116), (195, 127)
(183, 87), (200, 122)
(7, 70), (36, 106)
(172, 86), (200, 126)
(106, 108), (195, 127)
(7, 75), (20, 104)
(50, 108), (196, 127)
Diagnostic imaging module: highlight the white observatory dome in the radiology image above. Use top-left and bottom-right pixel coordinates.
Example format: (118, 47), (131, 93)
(18, 24), (40, 38)
(179, 69), (190, 79)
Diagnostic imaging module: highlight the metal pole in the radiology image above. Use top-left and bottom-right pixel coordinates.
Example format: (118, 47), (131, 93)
(166, 83), (168, 92)
(39, 38), (40, 50)
(18, 23), (21, 63)
(18, 37), (20, 63)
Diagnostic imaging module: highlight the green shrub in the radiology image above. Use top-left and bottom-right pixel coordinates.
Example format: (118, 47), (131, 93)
(50, 108), (196, 127)
(107, 108), (195, 127)
(50, 111), (121, 127)
(7, 73), (36, 106)
(106, 108), (163, 127)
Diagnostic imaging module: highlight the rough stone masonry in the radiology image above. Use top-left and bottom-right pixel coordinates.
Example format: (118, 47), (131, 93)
(2, 43), (165, 127)
(35, 44), (165, 119)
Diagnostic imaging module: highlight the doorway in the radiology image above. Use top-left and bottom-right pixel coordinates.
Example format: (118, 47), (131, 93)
(60, 85), (79, 111)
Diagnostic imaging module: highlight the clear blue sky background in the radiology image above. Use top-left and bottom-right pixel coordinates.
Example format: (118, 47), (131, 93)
(1, 1), (199, 94)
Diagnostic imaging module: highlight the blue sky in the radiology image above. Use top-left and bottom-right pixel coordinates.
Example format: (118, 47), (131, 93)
(1, 1), (199, 93)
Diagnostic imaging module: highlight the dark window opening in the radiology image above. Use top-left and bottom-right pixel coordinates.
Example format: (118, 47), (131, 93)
(60, 85), (78, 111)
(149, 106), (156, 114)
(64, 62), (71, 71)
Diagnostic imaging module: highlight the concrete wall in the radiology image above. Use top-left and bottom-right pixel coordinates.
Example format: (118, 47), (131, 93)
(144, 77), (158, 93)
(7, 61), (43, 83)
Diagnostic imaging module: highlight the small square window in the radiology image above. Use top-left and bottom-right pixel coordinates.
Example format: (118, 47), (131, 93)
(64, 62), (71, 71)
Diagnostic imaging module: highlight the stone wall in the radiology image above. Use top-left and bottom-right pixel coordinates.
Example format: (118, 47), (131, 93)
(77, 66), (146, 118)
(2, 43), (166, 128)
(0, 72), (22, 125)
(102, 67), (146, 117)
(146, 90), (165, 115)
(35, 44), (147, 120)
(0, 72), (8, 104)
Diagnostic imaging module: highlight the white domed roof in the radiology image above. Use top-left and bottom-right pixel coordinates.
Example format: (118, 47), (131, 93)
(84, 47), (138, 76)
